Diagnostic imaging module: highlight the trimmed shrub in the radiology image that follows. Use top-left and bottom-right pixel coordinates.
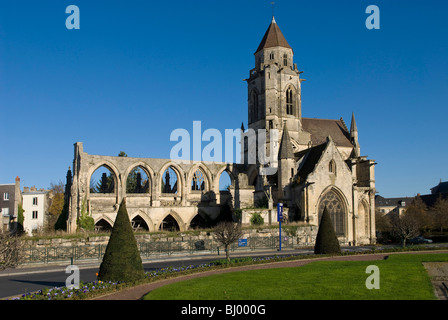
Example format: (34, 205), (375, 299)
(97, 199), (145, 282)
(314, 206), (341, 255)
(250, 212), (264, 226)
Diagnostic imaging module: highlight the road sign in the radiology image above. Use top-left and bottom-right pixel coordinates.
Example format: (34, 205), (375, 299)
(238, 239), (248, 247)
(277, 203), (283, 222)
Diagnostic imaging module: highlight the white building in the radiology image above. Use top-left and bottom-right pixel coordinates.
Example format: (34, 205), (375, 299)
(22, 187), (50, 235)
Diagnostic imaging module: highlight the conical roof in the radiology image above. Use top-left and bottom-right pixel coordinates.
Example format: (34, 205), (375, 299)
(350, 112), (358, 133)
(255, 17), (292, 54)
(279, 123), (294, 159)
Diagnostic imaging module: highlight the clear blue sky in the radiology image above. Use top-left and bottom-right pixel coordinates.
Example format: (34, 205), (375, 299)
(1, 0), (447, 198)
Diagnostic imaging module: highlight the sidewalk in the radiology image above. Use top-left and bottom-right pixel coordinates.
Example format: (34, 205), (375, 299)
(0, 247), (306, 277)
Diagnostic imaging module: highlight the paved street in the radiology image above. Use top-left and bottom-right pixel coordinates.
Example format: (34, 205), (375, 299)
(0, 248), (309, 299)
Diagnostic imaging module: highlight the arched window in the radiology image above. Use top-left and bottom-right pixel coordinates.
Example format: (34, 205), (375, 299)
(286, 87), (294, 115)
(329, 160), (336, 175)
(191, 169), (205, 191)
(161, 167), (178, 194)
(251, 90), (258, 122)
(283, 53), (288, 66)
(126, 166), (150, 194)
(90, 165), (116, 194)
(318, 189), (346, 236)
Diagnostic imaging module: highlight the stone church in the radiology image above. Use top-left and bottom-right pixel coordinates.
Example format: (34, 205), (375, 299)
(66, 17), (376, 245)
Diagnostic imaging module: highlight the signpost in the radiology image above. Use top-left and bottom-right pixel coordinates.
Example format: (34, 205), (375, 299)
(277, 203), (283, 251)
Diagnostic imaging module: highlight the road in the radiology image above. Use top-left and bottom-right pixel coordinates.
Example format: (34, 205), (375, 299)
(0, 249), (315, 299)
(0, 256), (222, 300)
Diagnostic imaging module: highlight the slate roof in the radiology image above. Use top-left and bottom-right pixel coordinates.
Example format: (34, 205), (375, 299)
(255, 17), (292, 54)
(375, 195), (414, 207)
(294, 141), (328, 181)
(279, 124), (294, 159)
(430, 181), (448, 195)
(301, 118), (353, 148)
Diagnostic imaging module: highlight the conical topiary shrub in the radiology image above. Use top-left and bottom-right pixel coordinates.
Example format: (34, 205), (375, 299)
(97, 199), (145, 282)
(314, 206), (341, 255)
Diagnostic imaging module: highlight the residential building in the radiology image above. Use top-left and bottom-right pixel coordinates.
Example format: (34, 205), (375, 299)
(0, 176), (22, 232)
(22, 186), (51, 235)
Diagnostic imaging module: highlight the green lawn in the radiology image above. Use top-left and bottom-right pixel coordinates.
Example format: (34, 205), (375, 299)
(143, 253), (448, 300)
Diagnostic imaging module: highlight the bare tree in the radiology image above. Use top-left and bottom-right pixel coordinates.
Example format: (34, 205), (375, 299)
(0, 230), (25, 270)
(431, 195), (448, 232)
(213, 222), (243, 262)
(390, 212), (420, 248)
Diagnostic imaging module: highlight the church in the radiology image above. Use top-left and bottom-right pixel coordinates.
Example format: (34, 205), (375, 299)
(66, 17), (376, 245)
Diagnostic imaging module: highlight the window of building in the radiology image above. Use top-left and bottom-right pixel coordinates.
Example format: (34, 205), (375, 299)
(283, 54), (288, 66)
(269, 52), (274, 60)
(33, 197), (38, 205)
(191, 169), (205, 191)
(2, 207), (9, 216)
(3, 192), (9, 200)
(329, 160), (336, 174)
(286, 88), (293, 115)
(32, 211), (38, 219)
(251, 90), (258, 122)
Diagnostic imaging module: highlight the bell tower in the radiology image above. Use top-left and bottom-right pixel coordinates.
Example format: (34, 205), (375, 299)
(245, 16), (304, 153)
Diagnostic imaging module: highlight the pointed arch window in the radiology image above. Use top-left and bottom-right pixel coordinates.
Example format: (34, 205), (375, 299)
(318, 189), (346, 236)
(251, 90), (259, 122)
(286, 87), (294, 115)
(191, 169), (205, 191)
(329, 160), (336, 175)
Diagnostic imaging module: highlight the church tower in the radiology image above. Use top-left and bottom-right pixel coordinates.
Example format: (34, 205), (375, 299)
(245, 17), (304, 154)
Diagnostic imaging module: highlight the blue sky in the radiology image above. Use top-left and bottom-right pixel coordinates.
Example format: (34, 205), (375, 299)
(0, 0), (447, 198)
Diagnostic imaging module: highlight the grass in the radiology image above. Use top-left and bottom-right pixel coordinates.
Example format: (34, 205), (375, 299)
(143, 253), (448, 300)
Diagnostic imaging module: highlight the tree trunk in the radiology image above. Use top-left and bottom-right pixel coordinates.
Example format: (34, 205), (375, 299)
(225, 244), (230, 262)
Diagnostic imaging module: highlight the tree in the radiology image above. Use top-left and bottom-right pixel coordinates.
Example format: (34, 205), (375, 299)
(213, 222), (243, 262)
(405, 195), (431, 232)
(48, 181), (65, 231)
(431, 195), (448, 232)
(314, 206), (341, 255)
(390, 212), (420, 248)
(0, 230), (24, 270)
(97, 199), (145, 282)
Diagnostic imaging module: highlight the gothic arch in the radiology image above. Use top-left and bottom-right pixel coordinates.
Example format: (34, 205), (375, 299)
(130, 211), (151, 231)
(159, 162), (184, 195)
(358, 199), (370, 236)
(88, 161), (120, 195)
(187, 163), (212, 192)
(123, 162), (154, 195)
(285, 84), (296, 116)
(158, 210), (185, 231)
(316, 186), (348, 236)
(215, 165), (235, 192)
(250, 88), (259, 122)
(187, 210), (211, 229)
(94, 216), (113, 231)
